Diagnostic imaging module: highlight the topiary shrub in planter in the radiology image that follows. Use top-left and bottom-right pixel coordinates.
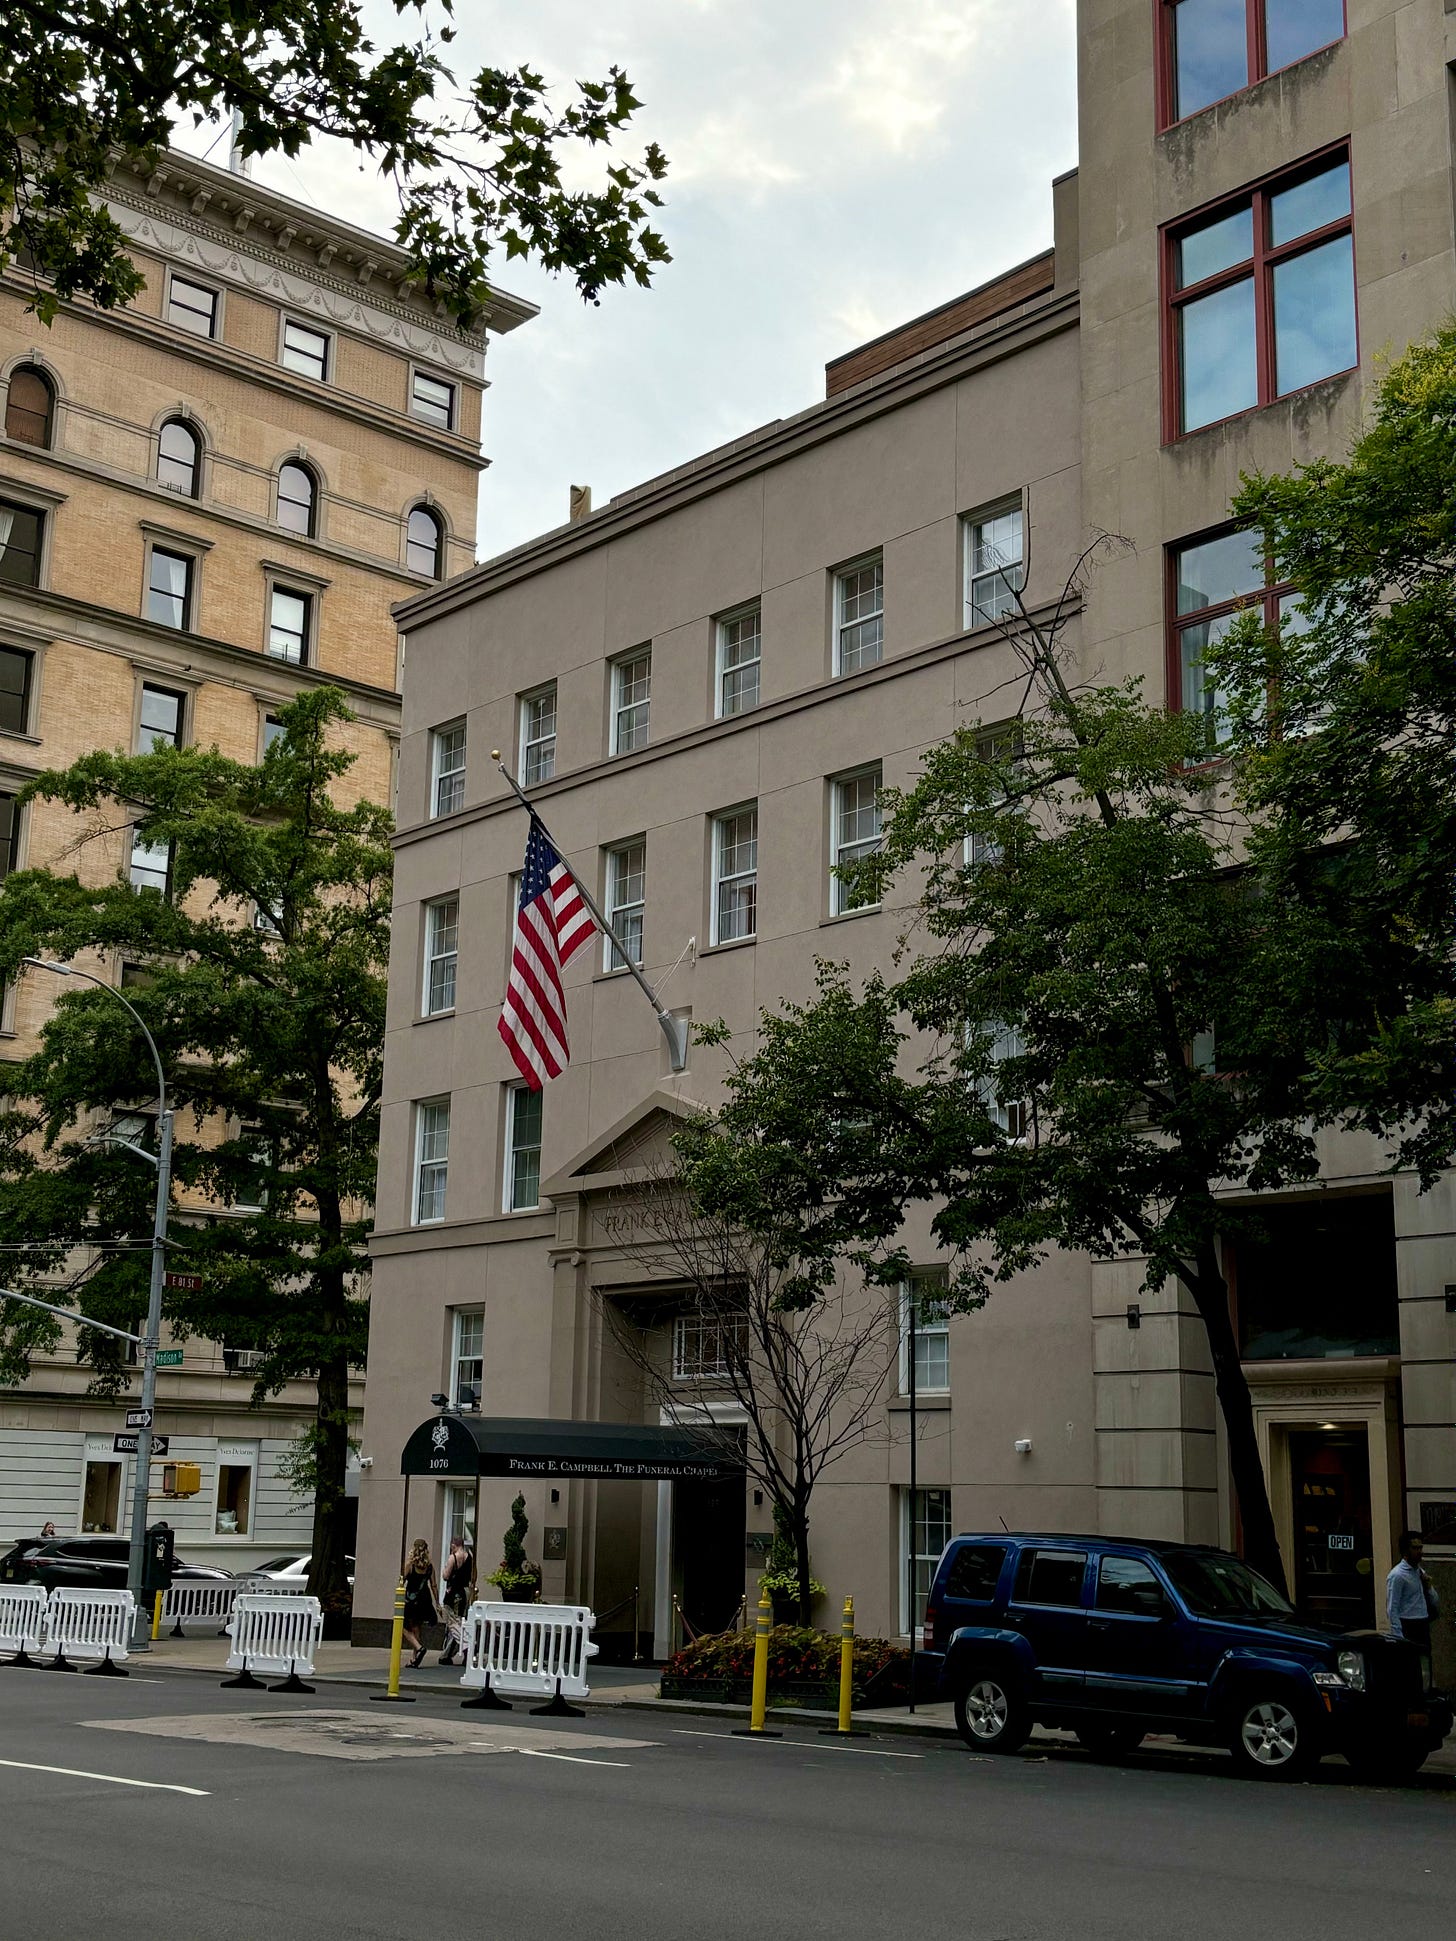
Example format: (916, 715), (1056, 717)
(659, 1625), (910, 1707)
(486, 1492), (542, 1603)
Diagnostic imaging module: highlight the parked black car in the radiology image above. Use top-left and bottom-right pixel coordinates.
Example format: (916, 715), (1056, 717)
(0, 1535), (231, 1590)
(922, 1532), (1451, 1780)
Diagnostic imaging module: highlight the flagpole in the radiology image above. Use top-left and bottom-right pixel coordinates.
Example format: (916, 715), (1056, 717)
(491, 753), (688, 1073)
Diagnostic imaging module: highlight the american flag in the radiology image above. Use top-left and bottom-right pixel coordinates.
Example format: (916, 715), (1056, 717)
(497, 818), (597, 1088)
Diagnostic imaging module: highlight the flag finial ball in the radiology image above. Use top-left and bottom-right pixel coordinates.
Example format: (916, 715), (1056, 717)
(490, 749), (501, 761)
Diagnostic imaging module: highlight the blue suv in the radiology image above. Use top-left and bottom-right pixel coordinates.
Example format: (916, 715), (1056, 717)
(922, 1533), (1451, 1780)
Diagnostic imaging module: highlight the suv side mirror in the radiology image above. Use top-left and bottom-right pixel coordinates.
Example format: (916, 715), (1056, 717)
(1131, 1586), (1167, 1616)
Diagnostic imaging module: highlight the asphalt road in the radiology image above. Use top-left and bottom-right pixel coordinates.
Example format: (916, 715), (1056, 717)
(1, 1666), (1452, 1941)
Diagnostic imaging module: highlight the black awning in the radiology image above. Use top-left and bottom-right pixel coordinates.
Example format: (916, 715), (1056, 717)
(400, 1414), (746, 1482)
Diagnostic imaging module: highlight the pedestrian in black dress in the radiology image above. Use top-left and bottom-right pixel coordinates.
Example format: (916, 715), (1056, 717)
(401, 1538), (439, 1669)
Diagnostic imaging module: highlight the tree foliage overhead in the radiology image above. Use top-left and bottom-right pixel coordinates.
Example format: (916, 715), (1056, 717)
(2, 0), (670, 325)
(675, 550), (1430, 1596)
(0, 688), (388, 1600)
(1211, 325), (1456, 1181)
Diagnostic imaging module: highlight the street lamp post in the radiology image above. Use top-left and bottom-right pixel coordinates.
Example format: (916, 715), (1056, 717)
(21, 958), (173, 1644)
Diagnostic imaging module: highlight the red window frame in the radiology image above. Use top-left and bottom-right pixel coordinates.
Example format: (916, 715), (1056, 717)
(1155, 0), (1348, 131)
(1163, 522), (1295, 742)
(1161, 143), (1356, 443)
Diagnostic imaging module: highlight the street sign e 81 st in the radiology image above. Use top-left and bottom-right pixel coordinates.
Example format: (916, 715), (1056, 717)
(163, 1271), (204, 1293)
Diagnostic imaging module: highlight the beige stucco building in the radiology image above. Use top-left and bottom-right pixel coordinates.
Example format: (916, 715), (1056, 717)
(0, 144), (531, 1564)
(358, 0), (1456, 1655)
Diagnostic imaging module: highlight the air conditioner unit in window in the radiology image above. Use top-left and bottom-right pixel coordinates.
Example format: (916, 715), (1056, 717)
(222, 1347), (267, 1374)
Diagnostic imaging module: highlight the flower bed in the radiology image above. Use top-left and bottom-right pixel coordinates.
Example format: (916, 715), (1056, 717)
(659, 1625), (910, 1707)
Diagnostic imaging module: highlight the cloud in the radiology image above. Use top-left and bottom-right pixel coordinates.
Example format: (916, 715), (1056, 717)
(175, 1), (1078, 557)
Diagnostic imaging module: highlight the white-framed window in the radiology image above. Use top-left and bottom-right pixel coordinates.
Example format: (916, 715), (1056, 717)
(611, 650), (651, 755)
(899, 1272), (951, 1394)
(830, 766), (881, 916)
(711, 805), (758, 945)
(413, 1097), (450, 1225)
(603, 839), (646, 971)
(411, 369), (456, 430)
(146, 545), (195, 629)
(137, 684), (185, 753)
(166, 275), (219, 338)
(267, 585), (312, 665)
(129, 831), (173, 896)
(423, 896), (459, 1016)
(452, 1309), (484, 1406)
(901, 1487), (953, 1635)
(965, 502), (1025, 626)
(834, 555), (883, 675)
(430, 721), (466, 820)
(519, 685), (557, 787)
(672, 1312), (746, 1381)
(281, 318), (330, 383)
(964, 723), (1024, 871)
(215, 1440), (260, 1536)
(716, 604), (761, 717)
(505, 1084), (543, 1213)
(978, 1021), (1029, 1139)
(443, 1482), (476, 1553)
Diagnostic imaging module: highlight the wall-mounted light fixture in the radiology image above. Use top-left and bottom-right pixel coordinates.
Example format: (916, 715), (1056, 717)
(1014, 1438), (1033, 1456)
(1126, 1304), (1141, 1330)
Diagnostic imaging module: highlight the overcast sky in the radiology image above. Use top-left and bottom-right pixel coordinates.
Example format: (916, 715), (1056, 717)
(184, 1), (1078, 560)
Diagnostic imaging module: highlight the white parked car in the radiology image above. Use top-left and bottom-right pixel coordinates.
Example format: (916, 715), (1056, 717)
(246, 1553), (355, 1587)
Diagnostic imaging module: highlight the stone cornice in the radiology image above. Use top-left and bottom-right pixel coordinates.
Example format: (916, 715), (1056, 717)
(393, 287), (1080, 629)
(107, 147), (536, 345)
(392, 593), (1080, 849)
(1, 266), (492, 468)
(0, 583), (402, 727)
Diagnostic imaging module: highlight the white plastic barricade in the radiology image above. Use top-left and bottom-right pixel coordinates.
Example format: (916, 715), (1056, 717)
(0, 1584), (49, 1665)
(223, 1592), (324, 1693)
(44, 1587), (136, 1674)
(161, 1577), (304, 1637)
(458, 1601), (598, 1716)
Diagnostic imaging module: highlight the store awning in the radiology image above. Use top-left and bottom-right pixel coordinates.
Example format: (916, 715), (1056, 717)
(399, 1413), (747, 1482)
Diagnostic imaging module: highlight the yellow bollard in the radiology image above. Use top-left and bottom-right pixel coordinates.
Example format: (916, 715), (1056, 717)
(820, 1594), (868, 1737)
(152, 1591), (163, 1642)
(732, 1588), (782, 1737)
(838, 1596), (854, 1731)
(368, 1577), (417, 1705)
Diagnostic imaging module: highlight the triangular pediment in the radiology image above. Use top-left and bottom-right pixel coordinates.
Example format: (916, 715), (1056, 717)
(543, 1088), (709, 1197)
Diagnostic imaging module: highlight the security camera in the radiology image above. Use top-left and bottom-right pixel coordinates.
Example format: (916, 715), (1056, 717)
(358, 1456), (373, 1470)
(1013, 1438), (1033, 1455)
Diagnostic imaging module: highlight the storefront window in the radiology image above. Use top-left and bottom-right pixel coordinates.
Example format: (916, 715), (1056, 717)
(1234, 1194), (1398, 1360)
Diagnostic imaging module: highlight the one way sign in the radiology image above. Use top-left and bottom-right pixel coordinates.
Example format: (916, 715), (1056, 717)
(126, 1409), (153, 1430)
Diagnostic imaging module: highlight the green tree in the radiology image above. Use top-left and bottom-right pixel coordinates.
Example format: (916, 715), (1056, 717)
(0, 688), (388, 1601)
(2, 1), (669, 325)
(1210, 326), (1456, 1182)
(674, 560), (1396, 1596)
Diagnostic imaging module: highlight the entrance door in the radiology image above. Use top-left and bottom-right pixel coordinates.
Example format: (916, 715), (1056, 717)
(1288, 1429), (1374, 1628)
(672, 1478), (746, 1638)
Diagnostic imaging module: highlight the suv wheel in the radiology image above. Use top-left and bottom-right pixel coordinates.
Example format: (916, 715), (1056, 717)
(1228, 1693), (1315, 1780)
(1075, 1723), (1144, 1762)
(954, 1673), (1029, 1754)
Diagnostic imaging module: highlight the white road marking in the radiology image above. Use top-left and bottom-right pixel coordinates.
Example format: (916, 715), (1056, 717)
(517, 1749), (631, 1768)
(0, 1757), (209, 1796)
(672, 1729), (922, 1759)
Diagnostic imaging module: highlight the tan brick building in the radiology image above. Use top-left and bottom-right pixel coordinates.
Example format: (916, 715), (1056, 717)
(0, 144), (532, 1563)
(357, 0), (1456, 1661)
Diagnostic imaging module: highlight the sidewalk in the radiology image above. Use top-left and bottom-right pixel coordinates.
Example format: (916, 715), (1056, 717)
(135, 1636), (1456, 1775)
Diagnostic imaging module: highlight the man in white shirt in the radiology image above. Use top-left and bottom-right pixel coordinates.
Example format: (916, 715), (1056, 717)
(1386, 1530), (1441, 1688)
